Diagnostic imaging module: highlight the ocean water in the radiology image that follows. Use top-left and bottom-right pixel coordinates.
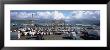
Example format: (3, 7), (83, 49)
(11, 32), (18, 40)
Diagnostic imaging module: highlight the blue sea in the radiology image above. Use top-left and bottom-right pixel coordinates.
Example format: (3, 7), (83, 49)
(11, 32), (18, 40)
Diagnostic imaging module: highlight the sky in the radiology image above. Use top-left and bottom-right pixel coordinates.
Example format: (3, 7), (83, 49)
(10, 10), (100, 21)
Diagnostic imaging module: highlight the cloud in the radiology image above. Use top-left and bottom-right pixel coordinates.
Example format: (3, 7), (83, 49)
(17, 12), (30, 18)
(52, 11), (65, 20)
(11, 12), (18, 15)
(11, 12), (36, 20)
(64, 16), (71, 22)
(71, 10), (100, 20)
(35, 11), (65, 20)
(11, 10), (100, 21)
(37, 11), (51, 19)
